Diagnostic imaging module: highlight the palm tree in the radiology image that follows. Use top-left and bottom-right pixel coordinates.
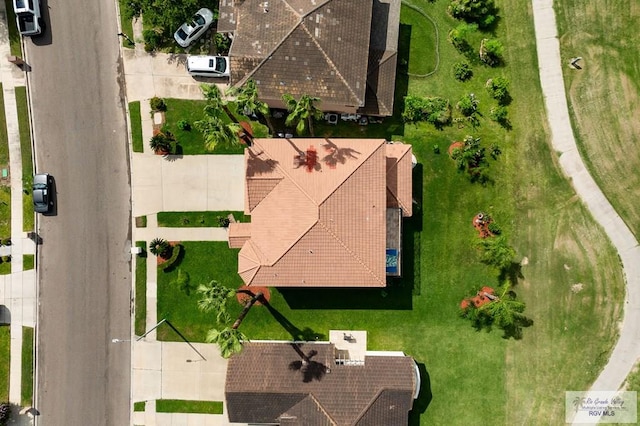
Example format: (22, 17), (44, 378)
(194, 114), (241, 151)
(206, 326), (246, 359)
(149, 238), (171, 257)
(232, 290), (264, 329)
(196, 280), (236, 324)
(479, 284), (526, 329)
(282, 94), (323, 136)
(200, 83), (237, 123)
(228, 79), (274, 134)
(149, 132), (173, 154)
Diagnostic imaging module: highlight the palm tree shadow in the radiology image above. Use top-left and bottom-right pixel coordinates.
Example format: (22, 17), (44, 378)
(288, 344), (328, 382)
(246, 148), (279, 177)
(320, 140), (361, 168)
(263, 301), (325, 341)
(501, 316), (534, 340)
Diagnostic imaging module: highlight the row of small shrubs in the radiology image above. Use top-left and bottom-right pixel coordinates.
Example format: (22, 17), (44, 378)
(0, 239), (10, 246)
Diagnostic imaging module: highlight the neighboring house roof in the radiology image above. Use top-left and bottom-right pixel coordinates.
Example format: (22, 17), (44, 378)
(225, 342), (417, 425)
(219, 0), (400, 116)
(229, 138), (413, 287)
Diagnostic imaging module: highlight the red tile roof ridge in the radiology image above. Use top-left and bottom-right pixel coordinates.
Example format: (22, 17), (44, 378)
(386, 145), (412, 215)
(316, 219), (386, 286)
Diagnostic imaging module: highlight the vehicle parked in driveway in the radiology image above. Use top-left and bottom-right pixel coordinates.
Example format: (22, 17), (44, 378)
(173, 8), (214, 47)
(32, 173), (53, 213)
(186, 55), (230, 77)
(13, 0), (41, 36)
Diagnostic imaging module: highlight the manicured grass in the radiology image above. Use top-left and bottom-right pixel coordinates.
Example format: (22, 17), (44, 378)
(158, 1), (625, 424)
(118, 0), (136, 48)
(555, 0), (640, 240)
(3, 0), (22, 57)
(133, 401), (146, 412)
(23, 254), (34, 270)
(0, 186), (10, 244)
(135, 216), (147, 228)
(162, 98), (268, 155)
(0, 85), (8, 167)
(625, 363), (640, 410)
(0, 326), (9, 402)
(157, 211), (249, 227)
(129, 101), (144, 153)
(402, 3), (439, 76)
(21, 326), (33, 407)
(135, 241), (147, 336)
(16, 86), (34, 232)
(156, 399), (223, 414)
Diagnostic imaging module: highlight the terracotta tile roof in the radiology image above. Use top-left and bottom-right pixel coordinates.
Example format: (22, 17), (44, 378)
(227, 0), (376, 112)
(228, 222), (252, 249)
(237, 138), (400, 287)
(385, 143), (413, 217)
(225, 342), (416, 425)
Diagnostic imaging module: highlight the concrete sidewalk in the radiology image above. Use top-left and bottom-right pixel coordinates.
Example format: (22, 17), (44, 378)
(532, 0), (640, 396)
(0, 2), (38, 424)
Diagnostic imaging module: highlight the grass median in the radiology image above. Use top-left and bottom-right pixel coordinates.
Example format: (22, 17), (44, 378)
(15, 86), (34, 232)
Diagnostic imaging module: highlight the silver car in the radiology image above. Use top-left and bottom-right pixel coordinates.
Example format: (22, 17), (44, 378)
(173, 8), (214, 48)
(32, 173), (53, 213)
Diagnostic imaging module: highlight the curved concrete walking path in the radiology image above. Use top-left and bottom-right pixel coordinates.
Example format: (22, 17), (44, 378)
(532, 0), (640, 397)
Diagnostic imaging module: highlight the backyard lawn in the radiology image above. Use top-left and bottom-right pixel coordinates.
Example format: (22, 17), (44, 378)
(156, 0), (625, 424)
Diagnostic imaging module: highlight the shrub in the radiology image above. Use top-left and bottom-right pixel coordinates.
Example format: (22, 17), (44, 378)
(142, 28), (163, 52)
(218, 216), (231, 228)
(149, 96), (167, 112)
(480, 39), (503, 67)
(448, 0), (497, 28)
(433, 144), (441, 154)
(1, 238), (10, 246)
(488, 221), (502, 235)
(149, 238), (171, 258)
(402, 96), (452, 128)
(159, 244), (183, 271)
(486, 77), (510, 104)
(457, 93), (479, 117)
(149, 132), (176, 154)
(0, 403), (10, 426)
(177, 120), (191, 131)
(489, 106), (509, 125)
(1, 256), (10, 263)
(215, 33), (232, 55)
(448, 23), (477, 52)
(454, 62), (473, 81)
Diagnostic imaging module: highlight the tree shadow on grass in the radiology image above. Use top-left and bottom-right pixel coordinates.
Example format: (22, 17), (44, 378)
(499, 261), (524, 286)
(408, 362), (432, 425)
(263, 301), (325, 341)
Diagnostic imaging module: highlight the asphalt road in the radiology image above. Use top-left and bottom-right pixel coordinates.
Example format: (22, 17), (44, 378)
(26, 0), (132, 423)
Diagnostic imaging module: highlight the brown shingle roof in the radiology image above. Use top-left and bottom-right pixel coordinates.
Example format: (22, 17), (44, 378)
(228, 0), (373, 111)
(237, 138), (396, 287)
(225, 342), (416, 425)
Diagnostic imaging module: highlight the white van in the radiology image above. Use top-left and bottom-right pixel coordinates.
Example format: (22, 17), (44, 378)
(186, 56), (230, 78)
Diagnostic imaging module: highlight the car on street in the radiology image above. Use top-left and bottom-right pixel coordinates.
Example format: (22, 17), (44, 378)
(13, 0), (42, 36)
(32, 173), (53, 213)
(186, 55), (230, 77)
(174, 8), (214, 48)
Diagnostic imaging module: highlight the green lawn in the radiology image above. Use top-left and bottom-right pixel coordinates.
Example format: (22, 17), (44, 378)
(625, 363), (640, 412)
(156, 1), (625, 424)
(3, 0), (22, 57)
(554, 0), (640, 240)
(0, 185), (10, 244)
(16, 86), (34, 232)
(0, 84), (8, 167)
(118, 0), (136, 48)
(0, 326), (9, 402)
(135, 241), (147, 336)
(21, 326), (33, 406)
(129, 101), (144, 153)
(155, 399), (223, 414)
(133, 401), (146, 412)
(157, 211), (249, 227)
(23, 254), (34, 270)
(162, 98), (268, 155)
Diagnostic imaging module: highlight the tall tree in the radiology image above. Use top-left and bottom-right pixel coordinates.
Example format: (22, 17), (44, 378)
(196, 280), (236, 324)
(200, 84), (237, 123)
(476, 235), (516, 271)
(228, 79), (274, 134)
(194, 114), (241, 152)
(282, 94), (323, 136)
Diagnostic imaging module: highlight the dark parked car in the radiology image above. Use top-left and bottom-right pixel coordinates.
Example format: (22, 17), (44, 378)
(32, 173), (53, 213)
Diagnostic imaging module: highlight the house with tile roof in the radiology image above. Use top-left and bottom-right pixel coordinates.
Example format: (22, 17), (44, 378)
(217, 0), (401, 116)
(225, 330), (420, 425)
(228, 138), (413, 287)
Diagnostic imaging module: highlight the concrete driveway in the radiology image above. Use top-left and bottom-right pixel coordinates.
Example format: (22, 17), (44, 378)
(131, 154), (245, 217)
